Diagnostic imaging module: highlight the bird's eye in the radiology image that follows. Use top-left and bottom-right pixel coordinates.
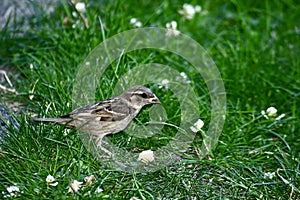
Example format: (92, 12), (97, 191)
(140, 93), (148, 98)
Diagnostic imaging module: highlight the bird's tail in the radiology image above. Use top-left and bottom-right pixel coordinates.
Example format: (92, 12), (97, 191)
(31, 117), (71, 124)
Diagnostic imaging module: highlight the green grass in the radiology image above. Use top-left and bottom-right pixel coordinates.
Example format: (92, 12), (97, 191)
(1, 0), (299, 199)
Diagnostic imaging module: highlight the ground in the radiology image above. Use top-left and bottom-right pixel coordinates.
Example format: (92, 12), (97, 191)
(0, 0), (299, 199)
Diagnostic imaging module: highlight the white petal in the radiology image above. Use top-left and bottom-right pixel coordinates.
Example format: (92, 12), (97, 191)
(161, 79), (169, 85)
(195, 5), (202, 12)
(171, 21), (177, 29)
(138, 150), (154, 163)
(130, 18), (137, 24)
(190, 119), (204, 133)
(135, 21), (142, 28)
(75, 2), (86, 13)
(46, 175), (55, 183)
(275, 113), (285, 121)
(49, 182), (58, 187)
(95, 187), (103, 194)
(264, 172), (275, 179)
(190, 126), (198, 133)
(266, 106), (277, 117)
(68, 180), (83, 192)
(261, 110), (269, 119)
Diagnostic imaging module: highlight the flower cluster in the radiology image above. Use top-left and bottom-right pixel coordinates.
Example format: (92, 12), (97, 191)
(2, 186), (22, 198)
(261, 106), (285, 120)
(166, 21), (180, 37)
(46, 174), (58, 186)
(128, 3), (204, 39)
(67, 175), (98, 193)
(178, 3), (202, 20)
(130, 18), (142, 28)
(264, 172), (276, 179)
(63, 1), (89, 28)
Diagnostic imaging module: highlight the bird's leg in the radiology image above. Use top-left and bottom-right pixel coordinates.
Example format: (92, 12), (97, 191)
(95, 135), (114, 158)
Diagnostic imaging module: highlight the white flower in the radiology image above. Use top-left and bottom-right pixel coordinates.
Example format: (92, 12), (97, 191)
(46, 174), (58, 186)
(166, 21), (180, 37)
(130, 18), (137, 24)
(159, 79), (170, 90)
(68, 179), (83, 193)
(194, 5), (202, 12)
(178, 3), (200, 20)
(3, 186), (21, 198)
(138, 150), (154, 163)
(75, 2), (86, 13)
(135, 21), (142, 28)
(95, 187), (103, 194)
(180, 72), (187, 79)
(161, 79), (170, 85)
(261, 106), (283, 120)
(46, 175), (55, 183)
(264, 172), (275, 179)
(176, 72), (191, 83)
(72, 11), (78, 18)
(190, 119), (204, 133)
(130, 18), (142, 28)
(6, 186), (20, 193)
(266, 107), (277, 117)
(29, 94), (34, 100)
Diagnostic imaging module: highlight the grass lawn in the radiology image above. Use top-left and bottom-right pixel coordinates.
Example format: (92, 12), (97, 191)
(0, 0), (299, 199)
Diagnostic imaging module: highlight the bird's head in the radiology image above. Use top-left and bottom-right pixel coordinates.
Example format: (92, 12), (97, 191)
(121, 85), (161, 109)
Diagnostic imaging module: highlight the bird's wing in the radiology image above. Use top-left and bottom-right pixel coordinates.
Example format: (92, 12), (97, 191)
(67, 98), (131, 122)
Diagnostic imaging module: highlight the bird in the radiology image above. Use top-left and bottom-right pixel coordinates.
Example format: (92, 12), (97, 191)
(32, 85), (161, 157)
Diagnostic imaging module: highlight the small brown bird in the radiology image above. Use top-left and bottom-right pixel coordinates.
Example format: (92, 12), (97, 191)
(32, 85), (161, 156)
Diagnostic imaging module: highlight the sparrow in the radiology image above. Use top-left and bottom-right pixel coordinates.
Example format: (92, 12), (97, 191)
(32, 85), (161, 156)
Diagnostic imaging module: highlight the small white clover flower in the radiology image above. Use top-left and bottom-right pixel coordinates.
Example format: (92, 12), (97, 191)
(130, 18), (142, 28)
(138, 150), (154, 163)
(176, 72), (191, 84)
(46, 175), (58, 186)
(68, 179), (83, 193)
(3, 186), (21, 198)
(46, 174), (55, 183)
(261, 106), (284, 120)
(180, 72), (188, 79)
(178, 4), (200, 20)
(166, 21), (180, 36)
(130, 18), (137, 24)
(194, 5), (202, 13)
(72, 11), (78, 18)
(264, 172), (276, 179)
(159, 79), (170, 90)
(190, 119), (204, 133)
(6, 186), (20, 193)
(75, 2), (86, 13)
(266, 107), (277, 117)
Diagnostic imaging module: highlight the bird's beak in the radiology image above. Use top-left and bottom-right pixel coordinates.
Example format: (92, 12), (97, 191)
(149, 96), (161, 104)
